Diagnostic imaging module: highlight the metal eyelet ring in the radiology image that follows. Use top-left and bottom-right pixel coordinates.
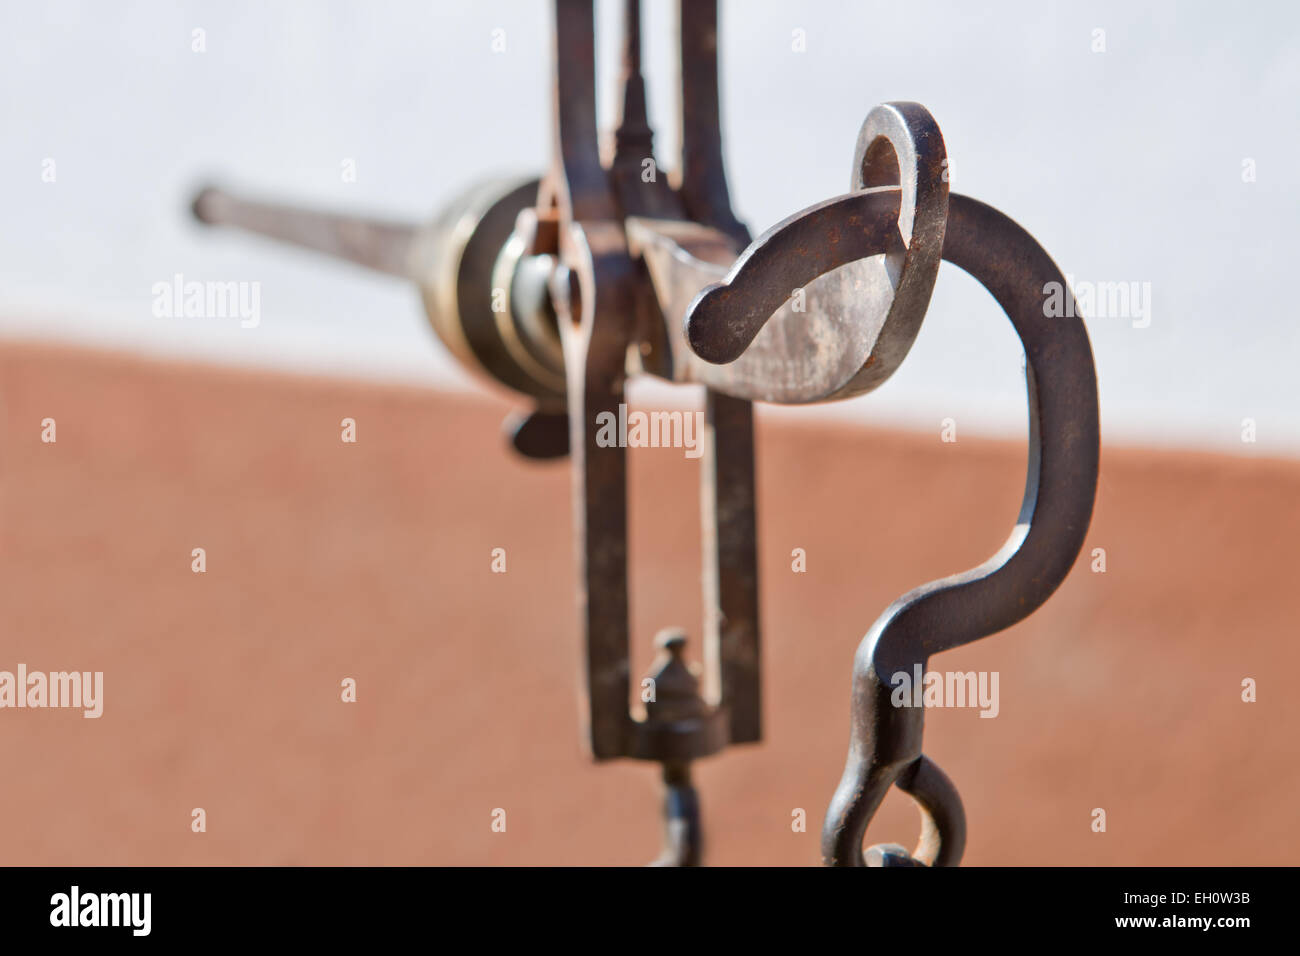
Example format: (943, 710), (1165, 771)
(863, 755), (967, 867)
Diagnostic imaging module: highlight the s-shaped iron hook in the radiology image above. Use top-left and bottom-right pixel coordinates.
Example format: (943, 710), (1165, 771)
(686, 104), (1100, 866)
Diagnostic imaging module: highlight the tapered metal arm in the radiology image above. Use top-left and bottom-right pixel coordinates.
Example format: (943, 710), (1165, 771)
(192, 185), (421, 280)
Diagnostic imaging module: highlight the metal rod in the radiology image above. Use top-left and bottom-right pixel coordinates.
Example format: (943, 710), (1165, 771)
(191, 186), (420, 279)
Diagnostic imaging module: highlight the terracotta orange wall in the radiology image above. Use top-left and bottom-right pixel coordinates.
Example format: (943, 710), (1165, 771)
(1, 342), (1296, 865)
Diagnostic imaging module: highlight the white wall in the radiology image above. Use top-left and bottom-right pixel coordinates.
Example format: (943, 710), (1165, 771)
(2, 0), (1296, 454)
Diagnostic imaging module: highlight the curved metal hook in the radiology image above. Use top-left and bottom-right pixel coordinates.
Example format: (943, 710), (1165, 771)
(681, 187), (1098, 863)
(819, 193), (1099, 865)
(675, 99), (1096, 864)
(683, 102), (947, 403)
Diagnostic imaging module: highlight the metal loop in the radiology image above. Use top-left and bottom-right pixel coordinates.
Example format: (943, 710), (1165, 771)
(852, 101), (947, 261)
(861, 754), (967, 866)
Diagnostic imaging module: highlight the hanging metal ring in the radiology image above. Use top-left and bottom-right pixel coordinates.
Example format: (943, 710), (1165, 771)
(859, 754), (967, 866)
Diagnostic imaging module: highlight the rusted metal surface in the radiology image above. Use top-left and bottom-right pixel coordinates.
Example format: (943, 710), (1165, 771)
(679, 103), (1098, 864)
(545, 2), (760, 866)
(676, 0), (749, 248)
(687, 102), (947, 397)
(626, 103), (945, 405)
(187, 0), (1098, 867)
(816, 193), (1099, 866)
